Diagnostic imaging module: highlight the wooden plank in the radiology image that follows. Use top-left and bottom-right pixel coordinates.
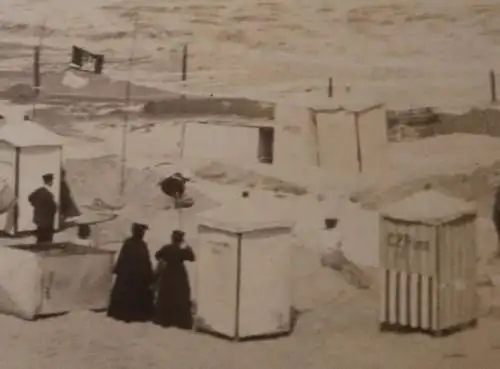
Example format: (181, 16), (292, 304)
(409, 273), (419, 327)
(385, 220), (397, 271)
(388, 270), (398, 324)
(380, 269), (388, 323)
(444, 224), (453, 329)
(432, 275), (440, 331)
(399, 271), (409, 326)
(465, 218), (477, 322)
(379, 218), (388, 269)
(421, 275), (431, 329)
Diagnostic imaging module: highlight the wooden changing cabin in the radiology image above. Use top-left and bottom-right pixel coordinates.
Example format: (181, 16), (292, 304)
(194, 197), (295, 341)
(0, 242), (115, 320)
(0, 116), (64, 235)
(379, 190), (478, 336)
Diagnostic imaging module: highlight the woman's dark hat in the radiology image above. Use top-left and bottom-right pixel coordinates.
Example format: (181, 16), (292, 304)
(132, 222), (149, 231)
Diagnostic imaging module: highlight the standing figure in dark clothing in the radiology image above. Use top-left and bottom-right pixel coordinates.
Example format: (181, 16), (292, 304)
(28, 173), (57, 243)
(154, 230), (195, 329)
(59, 168), (80, 223)
(493, 187), (500, 256)
(107, 223), (154, 323)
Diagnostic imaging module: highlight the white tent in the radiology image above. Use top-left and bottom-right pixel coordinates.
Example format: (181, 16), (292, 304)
(273, 97), (388, 175)
(0, 116), (64, 234)
(316, 102), (388, 175)
(182, 121), (275, 165)
(0, 243), (115, 320)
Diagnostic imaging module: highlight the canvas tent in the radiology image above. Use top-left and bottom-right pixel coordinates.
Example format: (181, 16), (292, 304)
(0, 116), (64, 234)
(182, 121), (275, 164)
(0, 243), (115, 320)
(273, 96), (388, 175)
(316, 102), (388, 174)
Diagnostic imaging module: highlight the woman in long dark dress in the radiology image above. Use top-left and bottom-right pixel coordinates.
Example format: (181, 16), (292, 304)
(154, 230), (195, 329)
(107, 223), (154, 323)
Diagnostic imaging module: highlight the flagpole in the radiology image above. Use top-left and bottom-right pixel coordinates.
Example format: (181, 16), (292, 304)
(32, 17), (47, 118)
(119, 14), (140, 198)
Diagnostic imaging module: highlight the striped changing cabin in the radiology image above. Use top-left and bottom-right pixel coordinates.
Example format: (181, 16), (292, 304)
(379, 190), (478, 336)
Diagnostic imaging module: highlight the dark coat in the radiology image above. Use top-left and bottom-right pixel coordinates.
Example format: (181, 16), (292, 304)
(28, 187), (57, 229)
(60, 178), (80, 219)
(154, 243), (195, 329)
(107, 237), (154, 323)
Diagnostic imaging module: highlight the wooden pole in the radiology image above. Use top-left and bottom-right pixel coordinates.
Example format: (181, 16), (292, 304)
(179, 121), (187, 160)
(328, 77), (333, 98)
(119, 14), (140, 197)
(353, 112), (363, 173)
(181, 44), (188, 81)
(490, 69), (497, 103)
(32, 45), (41, 116)
(177, 121), (188, 230)
(31, 18), (47, 118)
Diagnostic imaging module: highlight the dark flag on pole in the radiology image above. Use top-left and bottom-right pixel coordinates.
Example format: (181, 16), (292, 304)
(33, 46), (41, 93)
(70, 45), (104, 74)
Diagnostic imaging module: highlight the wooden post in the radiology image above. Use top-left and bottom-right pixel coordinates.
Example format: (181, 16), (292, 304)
(177, 122), (188, 230)
(31, 18), (47, 118)
(179, 121), (187, 160)
(353, 112), (363, 173)
(490, 69), (497, 103)
(31, 46), (41, 118)
(328, 77), (333, 98)
(119, 14), (140, 197)
(182, 44), (188, 81)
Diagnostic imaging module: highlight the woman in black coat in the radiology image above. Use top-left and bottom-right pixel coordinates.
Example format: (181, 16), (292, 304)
(107, 223), (154, 323)
(154, 230), (195, 329)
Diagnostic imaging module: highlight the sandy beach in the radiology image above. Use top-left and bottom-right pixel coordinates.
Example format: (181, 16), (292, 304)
(1, 0), (500, 110)
(2, 1), (500, 368)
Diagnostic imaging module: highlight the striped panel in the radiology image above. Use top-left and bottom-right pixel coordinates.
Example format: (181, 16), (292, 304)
(380, 270), (435, 330)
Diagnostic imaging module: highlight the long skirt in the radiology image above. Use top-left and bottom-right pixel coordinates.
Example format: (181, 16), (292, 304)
(108, 278), (154, 323)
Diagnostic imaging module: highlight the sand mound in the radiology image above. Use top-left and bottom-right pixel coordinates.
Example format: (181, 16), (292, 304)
(194, 161), (307, 195)
(352, 134), (500, 215)
(438, 108), (500, 137)
(63, 155), (217, 245)
(353, 159), (500, 217)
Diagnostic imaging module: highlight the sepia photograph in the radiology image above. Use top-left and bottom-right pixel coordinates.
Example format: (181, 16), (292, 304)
(0, 0), (499, 368)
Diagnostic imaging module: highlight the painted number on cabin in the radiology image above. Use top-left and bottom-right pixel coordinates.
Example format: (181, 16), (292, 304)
(386, 232), (430, 258)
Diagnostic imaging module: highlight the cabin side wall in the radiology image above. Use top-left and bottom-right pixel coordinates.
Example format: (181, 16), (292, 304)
(0, 142), (17, 234)
(39, 251), (114, 315)
(316, 110), (359, 174)
(437, 215), (477, 330)
(195, 225), (239, 338)
(355, 105), (388, 175)
(238, 227), (293, 338)
(273, 104), (316, 169)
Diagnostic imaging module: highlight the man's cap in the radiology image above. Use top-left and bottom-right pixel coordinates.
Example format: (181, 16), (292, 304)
(172, 229), (185, 238)
(42, 173), (54, 181)
(132, 222), (149, 231)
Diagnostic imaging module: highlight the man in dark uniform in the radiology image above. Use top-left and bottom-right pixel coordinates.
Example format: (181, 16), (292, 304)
(28, 173), (57, 243)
